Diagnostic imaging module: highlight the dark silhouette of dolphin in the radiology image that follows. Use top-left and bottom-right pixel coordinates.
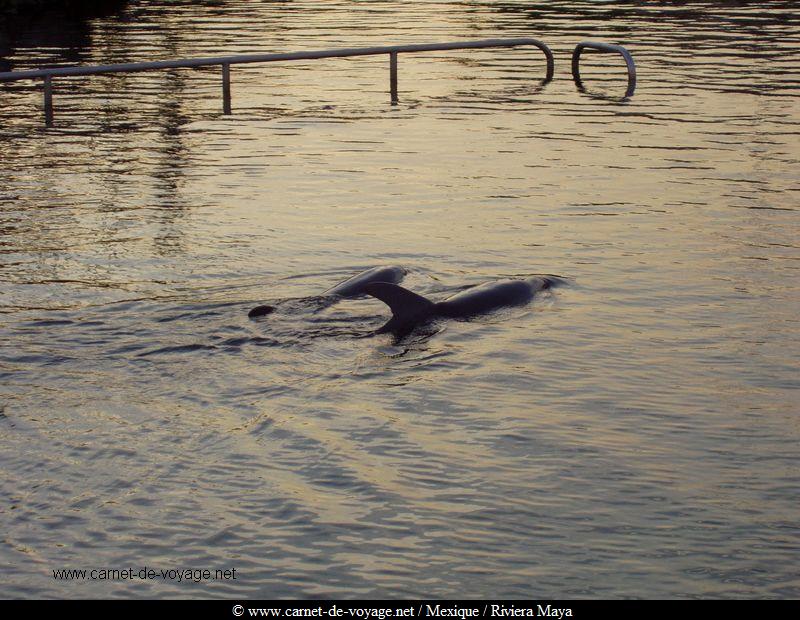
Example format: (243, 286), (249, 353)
(322, 265), (407, 298)
(365, 276), (559, 335)
(248, 265), (407, 318)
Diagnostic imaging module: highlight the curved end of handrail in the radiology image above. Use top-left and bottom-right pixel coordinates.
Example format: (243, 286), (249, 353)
(512, 38), (554, 84)
(572, 41), (636, 98)
(545, 51), (555, 84)
(539, 43), (555, 83)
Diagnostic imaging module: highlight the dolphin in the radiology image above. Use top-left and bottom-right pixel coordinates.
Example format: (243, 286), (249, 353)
(365, 276), (560, 335)
(248, 265), (407, 318)
(322, 265), (407, 298)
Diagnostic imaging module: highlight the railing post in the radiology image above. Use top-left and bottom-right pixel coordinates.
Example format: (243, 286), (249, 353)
(43, 74), (53, 126)
(543, 46), (554, 83)
(222, 63), (232, 114)
(389, 52), (398, 104)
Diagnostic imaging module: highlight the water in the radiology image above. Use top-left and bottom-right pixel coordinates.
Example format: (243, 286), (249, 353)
(1, 0), (799, 599)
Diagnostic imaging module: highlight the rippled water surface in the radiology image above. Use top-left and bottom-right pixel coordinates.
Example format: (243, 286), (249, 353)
(1, 0), (799, 598)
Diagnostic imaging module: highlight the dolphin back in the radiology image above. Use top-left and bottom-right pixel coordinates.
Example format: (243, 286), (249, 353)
(324, 265), (407, 298)
(364, 282), (435, 334)
(436, 277), (554, 318)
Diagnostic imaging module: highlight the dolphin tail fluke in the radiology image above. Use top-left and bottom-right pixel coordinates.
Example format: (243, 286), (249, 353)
(364, 282), (436, 334)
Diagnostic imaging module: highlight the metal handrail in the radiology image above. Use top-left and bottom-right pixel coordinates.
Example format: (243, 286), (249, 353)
(571, 41), (636, 98)
(0, 38), (555, 126)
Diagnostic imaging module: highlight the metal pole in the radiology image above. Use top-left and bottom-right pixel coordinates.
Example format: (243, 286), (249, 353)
(43, 75), (53, 126)
(571, 42), (636, 98)
(0, 38), (556, 82)
(0, 39), (564, 124)
(222, 63), (232, 114)
(390, 52), (398, 104)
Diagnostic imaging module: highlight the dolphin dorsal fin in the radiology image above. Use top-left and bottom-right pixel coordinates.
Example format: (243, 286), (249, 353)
(364, 282), (435, 334)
